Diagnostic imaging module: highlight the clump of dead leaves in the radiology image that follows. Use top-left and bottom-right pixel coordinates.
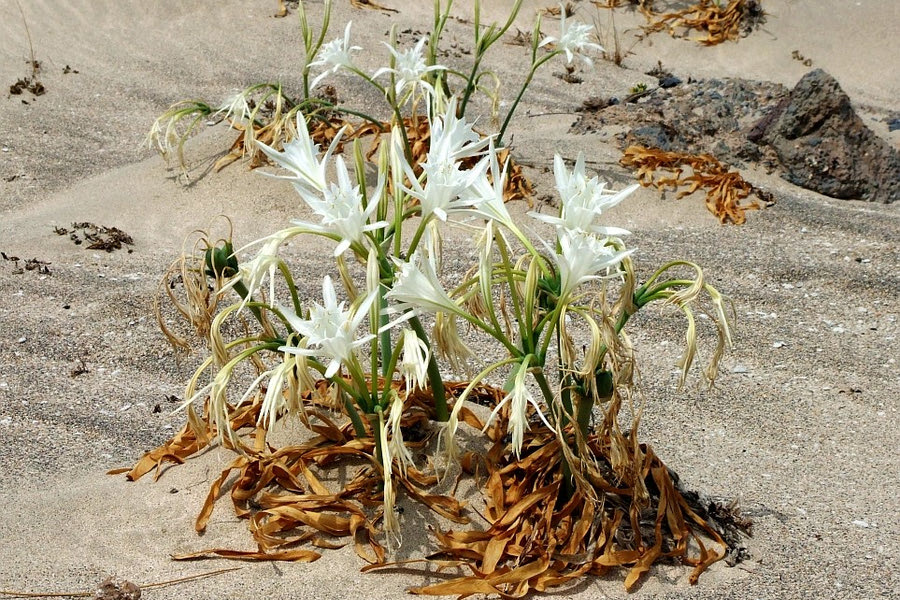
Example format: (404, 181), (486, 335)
(596, 0), (765, 46)
(117, 378), (747, 596)
(621, 145), (773, 224)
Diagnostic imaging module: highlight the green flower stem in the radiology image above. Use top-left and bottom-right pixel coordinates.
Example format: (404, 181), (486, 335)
(379, 288), (392, 378)
(344, 390), (368, 438)
(409, 315), (448, 421)
(379, 335), (406, 409)
(276, 262), (302, 316)
(495, 235), (528, 352)
(497, 51), (558, 147)
(228, 281), (265, 326)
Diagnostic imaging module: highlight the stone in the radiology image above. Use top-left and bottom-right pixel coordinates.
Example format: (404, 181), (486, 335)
(748, 69), (899, 203)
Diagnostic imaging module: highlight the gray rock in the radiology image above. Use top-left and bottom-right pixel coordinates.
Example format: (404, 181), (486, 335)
(749, 69), (899, 203)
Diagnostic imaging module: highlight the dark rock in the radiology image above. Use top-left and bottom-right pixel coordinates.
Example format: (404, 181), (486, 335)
(888, 118), (900, 132)
(94, 577), (141, 600)
(749, 69), (899, 203)
(659, 76), (682, 89)
(627, 124), (683, 152)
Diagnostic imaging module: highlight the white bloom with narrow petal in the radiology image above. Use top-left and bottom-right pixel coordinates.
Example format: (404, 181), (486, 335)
(309, 22), (361, 89)
(280, 276), (376, 378)
(552, 229), (634, 302)
(379, 411), (401, 546)
(401, 155), (487, 222)
(530, 153), (636, 237)
(293, 155), (388, 257)
(539, 4), (604, 67)
(256, 112), (345, 199)
(385, 251), (464, 318)
(214, 91), (252, 126)
(427, 96), (490, 166)
(374, 37), (442, 99)
(482, 360), (552, 459)
(221, 227), (305, 307)
(460, 139), (515, 229)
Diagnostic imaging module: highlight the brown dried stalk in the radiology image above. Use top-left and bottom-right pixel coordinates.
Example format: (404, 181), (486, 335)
(621, 145), (767, 224)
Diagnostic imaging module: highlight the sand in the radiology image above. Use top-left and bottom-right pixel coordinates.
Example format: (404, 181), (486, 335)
(0, 1), (898, 598)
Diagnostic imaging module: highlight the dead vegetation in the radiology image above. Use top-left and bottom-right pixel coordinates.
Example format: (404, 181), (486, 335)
(54, 222), (135, 252)
(596, 0), (766, 46)
(620, 145), (772, 224)
(117, 373), (749, 595)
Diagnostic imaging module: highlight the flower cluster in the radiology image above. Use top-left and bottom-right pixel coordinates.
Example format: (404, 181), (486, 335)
(174, 1), (732, 549)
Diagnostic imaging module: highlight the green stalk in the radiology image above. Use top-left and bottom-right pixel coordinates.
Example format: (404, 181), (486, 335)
(409, 315), (448, 421)
(344, 390), (368, 438)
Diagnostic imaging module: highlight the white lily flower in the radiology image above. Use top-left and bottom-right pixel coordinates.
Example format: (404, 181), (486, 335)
(530, 153), (636, 237)
(256, 112), (345, 200)
(385, 251), (465, 318)
(460, 139), (515, 230)
(309, 22), (362, 89)
(257, 357), (292, 431)
(280, 276), (377, 378)
(399, 328), (430, 391)
(482, 359), (552, 459)
(401, 155), (487, 222)
(213, 91), (252, 126)
(552, 229), (634, 302)
(426, 96), (490, 166)
(374, 37), (442, 99)
(293, 155), (388, 257)
(539, 4), (604, 67)
(221, 227), (305, 307)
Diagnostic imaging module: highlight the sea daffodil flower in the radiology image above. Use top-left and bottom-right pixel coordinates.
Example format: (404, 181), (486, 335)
(399, 328), (430, 391)
(552, 229), (634, 302)
(374, 36), (442, 99)
(293, 155), (388, 257)
(281, 276), (376, 378)
(482, 358), (552, 459)
(309, 22), (361, 88)
(385, 251), (465, 318)
(530, 153), (635, 237)
(539, 4), (604, 67)
(401, 155), (488, 222)
(426, 96), (490, 166)
(256, 112), (345, 199)
(221, 227), (305, 307)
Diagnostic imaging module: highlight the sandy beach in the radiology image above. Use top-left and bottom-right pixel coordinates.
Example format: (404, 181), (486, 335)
(1, 1), (898, 598)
